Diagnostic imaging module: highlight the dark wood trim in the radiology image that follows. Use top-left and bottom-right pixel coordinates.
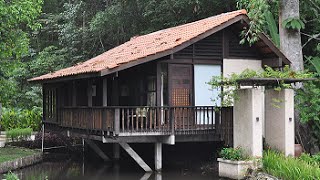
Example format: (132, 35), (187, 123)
(87, 79), (93, 107)
(72, 81), (76, 107)
(29, 72), (99, 84)
(100, 15), (247, 77)
(156, 63), (161, 106)
(262, 58), (282, 68)
(222, 30), (229, 58)
(258, 34), (291, 65)
(160, 59), (222, 65)
(42, 85), (46, 121)
(102, 78), (108, 106)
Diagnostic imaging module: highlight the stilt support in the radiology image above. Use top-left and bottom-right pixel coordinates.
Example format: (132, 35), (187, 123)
(85, 139), (110, 161)
(119, 142), (152, 172)
(113, 143), (120, 160)
(155, 143), (162, 171)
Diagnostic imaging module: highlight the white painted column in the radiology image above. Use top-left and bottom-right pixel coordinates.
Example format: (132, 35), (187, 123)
(113, 143), (120, 160)
(155, 143), (162, 171)
(265, 89), (294, 156)
(234, 88), (263, 157)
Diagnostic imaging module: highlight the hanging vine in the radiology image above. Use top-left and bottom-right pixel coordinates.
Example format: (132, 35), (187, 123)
(208, 65), (314, 107)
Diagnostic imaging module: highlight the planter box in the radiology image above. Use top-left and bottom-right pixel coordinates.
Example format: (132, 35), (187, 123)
(218, 158), (259, 179)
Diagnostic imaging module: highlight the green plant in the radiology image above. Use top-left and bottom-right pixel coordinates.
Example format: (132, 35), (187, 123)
(263, 150), (320, 180)
(1, 107), (42, 131)
(209, 65), (314, 107)
(219, 147), (248, 161)
(3, 171), (19, 180)
(282, 18), (305, 31)
(6, 128), (33, 142)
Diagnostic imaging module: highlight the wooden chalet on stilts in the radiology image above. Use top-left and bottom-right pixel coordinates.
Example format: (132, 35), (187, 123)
(29, 10), (290, 172)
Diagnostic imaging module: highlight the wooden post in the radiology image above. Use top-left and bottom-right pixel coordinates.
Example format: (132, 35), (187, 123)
(102, 78), (108, 131)
(114, 108), (120, 135)
(113, 143), (120, 160)
(155, 143), (162, 171)
(87, 80), (93, 107)
(72, 81), (77, 106)
(41, 124), (45, 152)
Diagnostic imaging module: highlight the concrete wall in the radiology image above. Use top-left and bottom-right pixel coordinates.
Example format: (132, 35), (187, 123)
(223, 59), (265, 136)
(233, 88), (263, 157)
(223, 59), (262, 78)
(265, 89), (295, 156)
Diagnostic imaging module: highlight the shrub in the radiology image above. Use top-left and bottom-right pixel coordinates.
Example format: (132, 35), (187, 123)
(263, 150), (320, 180)
(219, 147), (248, 161)
(6, 128), (33, 142)
(1, 107), (42, 131)
(4, 171), (19, 180)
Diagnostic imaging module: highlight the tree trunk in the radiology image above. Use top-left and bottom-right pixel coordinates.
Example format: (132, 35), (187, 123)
(279, 0), (304, 71)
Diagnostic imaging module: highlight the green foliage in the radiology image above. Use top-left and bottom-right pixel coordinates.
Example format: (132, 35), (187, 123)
(263, 150), (320, 180)
(0, 0), (43, 59)
(6, 128), (33, 142)
(219, 147), (248, 161)
(264, 10), (280, 47)
(3, 172), (20, 180)
(1, 107), (42, 131)
(209, 65), (314, 106)
(296, 81), (320, 123)
(237, 0), (270, 45)
(282, 18), (305, 31)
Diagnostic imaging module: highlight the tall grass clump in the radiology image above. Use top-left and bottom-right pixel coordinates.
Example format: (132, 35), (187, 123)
(6, 128), (33, 141)
(263, 150), (320, 180)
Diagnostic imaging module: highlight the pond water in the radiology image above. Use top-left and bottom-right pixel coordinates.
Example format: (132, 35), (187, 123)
(1, 143), (227, 180)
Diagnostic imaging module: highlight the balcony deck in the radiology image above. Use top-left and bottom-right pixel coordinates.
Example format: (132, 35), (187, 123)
(44, 106), (233, 145)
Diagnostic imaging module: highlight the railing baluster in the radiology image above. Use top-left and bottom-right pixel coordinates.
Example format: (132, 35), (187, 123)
(126, 109), (129, 132)
(131, 109), (134, 132)
(136, 108), (138, 131)
(121, 109), (124, 132)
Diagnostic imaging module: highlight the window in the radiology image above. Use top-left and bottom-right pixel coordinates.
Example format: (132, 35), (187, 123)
(44, 87), (57, 122)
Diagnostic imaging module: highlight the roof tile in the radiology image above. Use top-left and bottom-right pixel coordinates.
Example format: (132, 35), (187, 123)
(30, 9), (247, 81)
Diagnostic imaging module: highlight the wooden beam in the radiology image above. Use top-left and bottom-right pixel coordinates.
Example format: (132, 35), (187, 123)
(139, 173), (152, 180)
(29, 72), (99, 84)
(102, 78), (108, 106)
(119, 142), (152, 172)
(87, 79), (93, 107)
(72, 81), (76, 106)
(85, 139), (110, 161)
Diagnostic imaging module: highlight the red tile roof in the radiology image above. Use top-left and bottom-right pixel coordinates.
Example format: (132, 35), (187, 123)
(30, 9), (247, 82)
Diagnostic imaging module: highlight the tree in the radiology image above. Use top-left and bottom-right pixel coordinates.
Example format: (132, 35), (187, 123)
(0, 0), (43, 60)
(279, 0), (304, 71)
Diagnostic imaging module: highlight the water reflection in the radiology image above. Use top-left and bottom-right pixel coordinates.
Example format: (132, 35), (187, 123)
(1, 153), (222, 180)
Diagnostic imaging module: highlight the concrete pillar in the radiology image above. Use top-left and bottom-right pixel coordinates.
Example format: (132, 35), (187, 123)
(113, 143), (120, 160)
(234, 88), (263, 157)
(155, 143), (162, 171)
(265, 89), (294, 156)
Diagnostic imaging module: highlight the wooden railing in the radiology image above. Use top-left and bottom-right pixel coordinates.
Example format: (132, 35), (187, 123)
(57, 106), (223, 135)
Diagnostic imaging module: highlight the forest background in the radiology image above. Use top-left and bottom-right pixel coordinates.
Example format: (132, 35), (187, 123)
(0, 0), (319, 152)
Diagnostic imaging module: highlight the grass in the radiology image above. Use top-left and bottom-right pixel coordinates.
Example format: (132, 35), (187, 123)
(263, 150), (320, 180)
(6, 128), (32, 141)
(0, 147), (39, 163)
